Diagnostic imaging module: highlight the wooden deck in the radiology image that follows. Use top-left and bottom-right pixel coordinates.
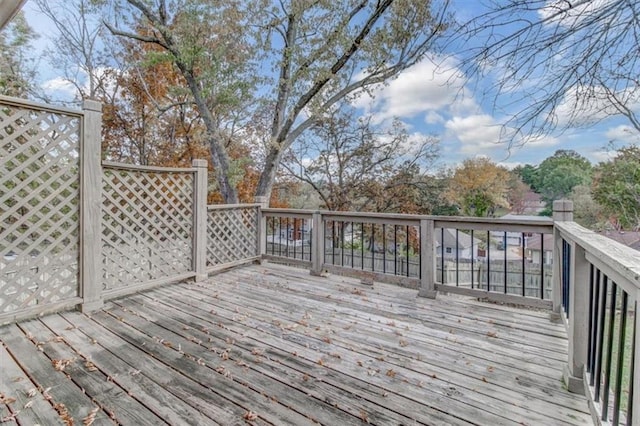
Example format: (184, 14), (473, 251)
(0, 263), (592, 425)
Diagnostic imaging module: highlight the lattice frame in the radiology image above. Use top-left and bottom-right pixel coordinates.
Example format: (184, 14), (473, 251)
(101, 167), (194, 291)
(0, 103), (81, 314)
(207, 207), (258, 267)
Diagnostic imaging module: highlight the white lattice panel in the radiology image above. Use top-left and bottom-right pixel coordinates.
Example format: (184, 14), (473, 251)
(0, 103), (80, 314)
(102, 167), (194, 291)
(207, 207), (258, 267)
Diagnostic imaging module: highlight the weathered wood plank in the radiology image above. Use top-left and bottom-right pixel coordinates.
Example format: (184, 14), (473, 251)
(0, 324), (112, 425)
(18, 319), (169, 425)
(120, 292), (485, 426)
(113, 295), (467, 426)
(38, 313), (217, 426)
(56, 311), (250, 426)
(0, 341), (63, 425)
(153, 280), (591, 425)
(90, 308), (321, 426)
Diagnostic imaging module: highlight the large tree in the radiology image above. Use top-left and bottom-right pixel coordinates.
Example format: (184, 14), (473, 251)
(444, 157), (510, 217)
(105, 0), (451, 203)
(456, 0), (640, 144)
(282, 107), (439, 212)
(0, 11), (36, 97)
(536, 149), (592, 204)
(592, 145), (640, 230)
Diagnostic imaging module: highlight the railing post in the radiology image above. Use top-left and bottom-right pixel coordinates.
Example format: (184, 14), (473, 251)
(418, 218), (436, 298)
(563, 242), (588, 394)
(310, 211), (326, 276)
(192, 159), (208, 282)
(552, 199), (573, 316)
(255, 196), (268, 263)
(80, 99), (103, 312)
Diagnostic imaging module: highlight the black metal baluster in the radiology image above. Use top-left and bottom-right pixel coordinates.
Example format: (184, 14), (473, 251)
(371, 223), (376, 272)
(361, 222), (364, 270)
(418, 225), (422, 280)
(487, 231), (491, 291)
(406, 226), (410, 277)
(285, 217), (290, 258)
(601, 283), (618, 421)
(351, 222), (354, 268)
(588, 267), (599, 381)
(521, 232), (526, 297)
(612, 289), (628, 425)
(394, 225), (398, 276)
(455, 229), (459, 287)
(471, 230), (474, 289)
(540, 233), (545, 299)
(382, 224), (387, 274)
(341, 221), (345, 267)
(441, 228), (444, 283)
(503, 231), (508, 294)
(594, 275), (608, 400)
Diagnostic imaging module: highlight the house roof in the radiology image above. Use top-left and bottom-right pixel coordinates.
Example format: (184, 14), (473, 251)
(436, 228), (475, 250)
(526, 234), (554, 251)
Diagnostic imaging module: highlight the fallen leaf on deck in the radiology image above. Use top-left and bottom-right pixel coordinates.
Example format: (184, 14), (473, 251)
(399, 339), (408, 347)
(486, 331), (498, 338)
(386, 369), (397, 378)
(243, 411), (258, 421)
(83, 406), (100, 426)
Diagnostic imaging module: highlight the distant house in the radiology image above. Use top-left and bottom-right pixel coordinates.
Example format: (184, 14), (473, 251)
(526, 234), (554, 265)
(436, 228), (478, 260)
(597, 230), (640, 252)
(521, 191), (546, 215)
(491, 214), (552, 248)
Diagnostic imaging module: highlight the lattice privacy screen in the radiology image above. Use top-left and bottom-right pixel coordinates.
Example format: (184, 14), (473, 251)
(102, 167), (194, 291)
(207, 207), (258, 268)
(0, 103), (80, 314)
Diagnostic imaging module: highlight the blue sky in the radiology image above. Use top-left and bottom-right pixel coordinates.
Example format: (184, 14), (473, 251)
(21, 0), (640, 169)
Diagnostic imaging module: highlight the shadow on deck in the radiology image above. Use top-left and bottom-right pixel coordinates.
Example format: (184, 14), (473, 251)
(0, 263), (591, 425)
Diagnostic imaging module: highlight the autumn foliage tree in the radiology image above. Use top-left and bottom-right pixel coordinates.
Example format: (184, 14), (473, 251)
(445, 157), (510, 217)
(282, 107), (439, 212)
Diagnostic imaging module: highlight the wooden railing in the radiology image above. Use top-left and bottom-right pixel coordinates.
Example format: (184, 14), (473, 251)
(261, 208), (554, 306)
(555, 203), (639, 425)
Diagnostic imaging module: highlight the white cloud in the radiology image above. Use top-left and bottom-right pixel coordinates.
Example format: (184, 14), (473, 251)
(538, 0), (614, 27)
(444, 114), (503, 155)
(605, 125), (640, 144)
(41, 77), (77, 98)
(353, 56), (476, 124)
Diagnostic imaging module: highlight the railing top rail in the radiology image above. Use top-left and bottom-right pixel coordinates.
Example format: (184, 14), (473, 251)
(0, 94), (84, 117)
(262, 208), (554, 232)
(434, 216), (554, 234)
(102, 161), (197, 174)
(556, 221), (640, 292)
(207, 203), (260, 211)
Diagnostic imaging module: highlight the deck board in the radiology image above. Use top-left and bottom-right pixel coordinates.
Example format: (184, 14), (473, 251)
(0, 263), (592, 425)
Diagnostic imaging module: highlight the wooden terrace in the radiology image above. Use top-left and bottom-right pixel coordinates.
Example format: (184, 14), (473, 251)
(1, 263), (591, 425)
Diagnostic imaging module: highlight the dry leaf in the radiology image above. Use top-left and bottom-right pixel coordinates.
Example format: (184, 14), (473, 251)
(486, 331), (498, 338)
(243, 411), (258, 421)
(385, 369), (397, 378)
(84, 361), (98, 372)
(52, 358), (73, 372)
(83, 406), (100, 426)
(399, 339), (408, 347)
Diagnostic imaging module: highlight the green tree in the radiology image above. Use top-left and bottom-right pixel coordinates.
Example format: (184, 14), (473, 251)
(106, 0), (451, 203)
(569, 184), (603, 230)
(536, 150), (592, 204)
(0, 12), (36, 97)
(512, 164), (539, 192)
(592, 145), (640, 230)
(444, 157), (510, 217)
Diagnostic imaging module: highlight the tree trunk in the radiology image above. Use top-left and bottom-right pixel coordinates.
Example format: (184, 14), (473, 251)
(255, 146), (281, 202)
